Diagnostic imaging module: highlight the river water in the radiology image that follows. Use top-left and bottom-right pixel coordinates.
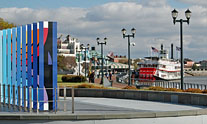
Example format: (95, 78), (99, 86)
(184, 76), (207, 84)
(168, 76), (207, 84)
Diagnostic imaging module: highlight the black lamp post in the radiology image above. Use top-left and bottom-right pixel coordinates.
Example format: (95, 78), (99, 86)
(76, 48), (81, 76)
(97, 37), (107, 84)
(121, 28), (136, 86)
(80, 44), (90, 79)
(171, 9), (191, 90)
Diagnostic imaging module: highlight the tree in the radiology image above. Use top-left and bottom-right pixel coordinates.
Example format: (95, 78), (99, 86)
(57, 55), (77, 71)
(0, 18), (16, 30)
(118, 58), (128, 64)
(192, 64), (199, 70)
(57, 55), (66, 71)
(132, 58), (142, 70)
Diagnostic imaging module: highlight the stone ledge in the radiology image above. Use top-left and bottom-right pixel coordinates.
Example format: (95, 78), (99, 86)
(60, 88), (207, 106)
(0, 109), (207, 120)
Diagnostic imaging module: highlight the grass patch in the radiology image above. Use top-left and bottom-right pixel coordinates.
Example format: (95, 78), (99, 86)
(57, 74), (64, 82)
(58, 82), (120, 90)
(58, 82), (88, 87)
(75, 83), (106, 89)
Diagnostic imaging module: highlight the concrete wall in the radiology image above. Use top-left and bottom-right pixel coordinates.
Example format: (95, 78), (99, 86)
(59, 88), (207, 106)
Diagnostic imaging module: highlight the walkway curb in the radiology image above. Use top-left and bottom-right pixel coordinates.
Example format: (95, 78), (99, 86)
(0, 109), (207, 120)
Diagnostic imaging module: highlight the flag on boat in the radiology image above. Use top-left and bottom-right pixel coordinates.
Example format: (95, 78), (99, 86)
(107, 51), (114, 57)
(151, 47), (159, 52)
(176, 46), (181, 51)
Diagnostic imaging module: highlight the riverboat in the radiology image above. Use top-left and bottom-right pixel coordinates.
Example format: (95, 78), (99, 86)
(138, 45), (181, 81)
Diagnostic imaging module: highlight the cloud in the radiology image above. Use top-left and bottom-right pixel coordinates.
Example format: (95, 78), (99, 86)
(0, 1), (206, 61)
(176, 0), (207, 7)
(140, 0), (167, 7)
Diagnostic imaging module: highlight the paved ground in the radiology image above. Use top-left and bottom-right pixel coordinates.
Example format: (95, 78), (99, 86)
(1, 97), (207, 124)
(95, 75), (129, 88)
(57, 97), (207, 114)
(1, 97), (206, 114)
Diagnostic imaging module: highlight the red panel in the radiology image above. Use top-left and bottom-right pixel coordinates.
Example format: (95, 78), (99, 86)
(44, 28), (48, 45)
(37, 46), (39, 57)
(37, 28), (48, 57)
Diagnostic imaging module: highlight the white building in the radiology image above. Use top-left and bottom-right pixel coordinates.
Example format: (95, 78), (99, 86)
(58, 35), (80, 57)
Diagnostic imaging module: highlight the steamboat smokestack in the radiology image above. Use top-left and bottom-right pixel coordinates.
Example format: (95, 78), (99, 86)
(161, 44), (163, 50)
(171, 43), (173, 59)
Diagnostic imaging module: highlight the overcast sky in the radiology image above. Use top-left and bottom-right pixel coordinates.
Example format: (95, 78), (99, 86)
(0, 0), (206, 61)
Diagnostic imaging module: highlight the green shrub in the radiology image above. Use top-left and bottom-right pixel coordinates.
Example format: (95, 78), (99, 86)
(61, 75), (86, 82)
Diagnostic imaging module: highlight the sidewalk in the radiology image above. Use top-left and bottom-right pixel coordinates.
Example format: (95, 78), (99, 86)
(0, 97), (206, 120)
(94, 75), (129, 88)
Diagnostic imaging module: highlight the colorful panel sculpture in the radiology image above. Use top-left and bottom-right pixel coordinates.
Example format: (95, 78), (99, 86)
(0, 31), (2, 102)
(0, 21), (57, 110)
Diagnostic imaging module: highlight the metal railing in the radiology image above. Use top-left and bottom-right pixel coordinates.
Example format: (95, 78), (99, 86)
(136, 81), (207, 90)
(1, 81), (207, 114)
(0, 84), (75, 114)
(116, 75), (207, 90)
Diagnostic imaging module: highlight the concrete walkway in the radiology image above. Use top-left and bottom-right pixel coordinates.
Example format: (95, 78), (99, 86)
(1, 97), (206, 115)
(68, 97), (206, 113)
(0, 97), (207, 123)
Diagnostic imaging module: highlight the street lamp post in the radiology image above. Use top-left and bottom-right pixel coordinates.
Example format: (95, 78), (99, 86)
(76, 48), (81, 76)
(93, 55), (97, 78)
(80, 44), (90, 79)
(106, 58), (108, 75)
(171, 9), (191, 90)
(122, 28), (136, 86)
(97, 37), (107, 84)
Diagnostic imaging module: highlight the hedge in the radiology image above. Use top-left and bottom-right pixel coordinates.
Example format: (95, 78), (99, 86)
(61, 75), (86, 82)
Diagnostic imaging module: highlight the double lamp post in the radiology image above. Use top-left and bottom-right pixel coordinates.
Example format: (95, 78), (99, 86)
(97, 37), (107, 84)
(80, 44), (90, 79)
(121, 28), (136, 86)
(171, 9), (191, 90)
(76, 48), (81, 76)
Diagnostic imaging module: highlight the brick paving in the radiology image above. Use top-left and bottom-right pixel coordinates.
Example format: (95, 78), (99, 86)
(94, 75), (128, 88)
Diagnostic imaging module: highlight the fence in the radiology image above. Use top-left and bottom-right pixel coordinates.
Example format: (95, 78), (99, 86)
(116, 75), (207, 90)
(0, 84), (75, 114)
(1, 82), (207, 114)
(136, 81), (207, 90)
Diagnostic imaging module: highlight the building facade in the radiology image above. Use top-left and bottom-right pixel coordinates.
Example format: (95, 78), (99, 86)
(58, 35), (80, 57)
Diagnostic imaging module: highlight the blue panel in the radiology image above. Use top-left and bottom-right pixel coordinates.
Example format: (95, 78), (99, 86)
(27, 24), (32, 108)
(52, 22), (57, 110)
(39, 22), (44, 110)
(0, 21), (58, 110)
(33, 23), (37, 109)
(2, 30), (6, 84)
(12, 28), (17, 105)
(3, 30), (7, 103)
(12, 28), (16, 86)
(7, 29), (12, 104)
(17, 27), (21, 106)
(0, 31), (2, 102)
(0, 31), (2, 84)
(22, 26), (26, 107)
(7, 29), (11, 85)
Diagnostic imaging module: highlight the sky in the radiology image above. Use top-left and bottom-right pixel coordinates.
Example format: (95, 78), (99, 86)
(0, 0), (206, 61)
